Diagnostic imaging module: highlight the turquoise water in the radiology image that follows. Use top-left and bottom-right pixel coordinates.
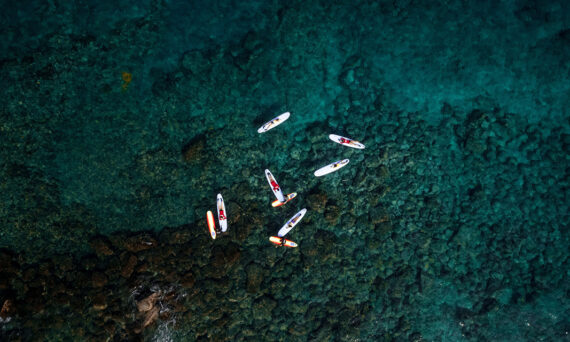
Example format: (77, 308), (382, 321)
(0, 1), (569, 341)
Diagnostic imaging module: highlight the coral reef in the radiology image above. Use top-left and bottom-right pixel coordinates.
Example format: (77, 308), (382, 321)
(0, 0), (569, 341)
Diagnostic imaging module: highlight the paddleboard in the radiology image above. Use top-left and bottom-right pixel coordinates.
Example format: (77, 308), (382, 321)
(278, 208), (307, 237)
(329, 134), (365, 149)
(314, 159), (350, 177)
(257, 112), (290, 133)
(217, 193), (227, 232)
(269, 236), (298, 248)
(265, 169), (285, 202)
(271, 192), (297, 207)
(206, 211), (216, 240)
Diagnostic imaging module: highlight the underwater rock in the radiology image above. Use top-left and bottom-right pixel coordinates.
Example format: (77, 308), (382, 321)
(378, 165), (390, 181)
(491, 287), (513, 305)
(49, 280), (67, 296)
(230, 31), (263, 70)
(306, 122), (329, 144)
(89, 236), (115, 257)
(182, 134), (206, 163)
(227, 201), (242, 226)
(104, 256), (122, 278)
(180, 49), (213, 75)
(0, 299), (15, 320)
(374, 221), (393, 238)
(103, 321), (116, 337)
(290, 146), (304, 160)
(225, 244), (241, 267)
(304, 303), (326, 323)
(365, 153), (383, 169)
(91, 272), (108, 288)
(92, 293), (107, 311)
(142, 306), (159, 329)
(210, 245), (227, 270)
(0, 276), (11, 290)
(53, 255), (74, 273)
(120, 254), (138, 278)
(252, 296), (276, 321)
(370, 205), (390, 225)
(300, 243), (318, 268)
(314, 230), (338, 262)
(54, 293), (73, 306)
(235, 215), (256, 242)
(158, 307), (172, 321)
(307, 192), (328, 214)
(246, 263), (265, 294)
(181, 272), (195, 288)
(22, 267), (37, 282)
(159, 226), (192, 245)
(137, 292), (159, 313)
(81, 256), (99, 271)
(38, 262), (53, 277)
(121, 235), (157, 253)
(460, 110), (491, 154)
(214, 277), (232, 295)
(135, 262), (149, 274)
(0, 251), (18, 275)
(324, 204), (341, 225)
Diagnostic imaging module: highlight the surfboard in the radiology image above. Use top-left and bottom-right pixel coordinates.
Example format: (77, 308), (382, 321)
(265, 169), (285, 202)
(329, 134), (365, 149)
(271, 192), (297, 207)
(314, 159), (350, 177)
(278, 208), (307, 237)
(257, 112), (290, 133)
(269, 236), (298, 248)
(216, 193), (227, 232)
(206, 211), (216, 240)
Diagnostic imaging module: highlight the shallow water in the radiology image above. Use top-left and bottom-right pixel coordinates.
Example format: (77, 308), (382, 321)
(0, 0), (569, 341)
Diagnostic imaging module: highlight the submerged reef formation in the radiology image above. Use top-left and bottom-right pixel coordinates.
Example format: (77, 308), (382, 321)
(0, 0), (569, 341)
(1, 106), (569, 341)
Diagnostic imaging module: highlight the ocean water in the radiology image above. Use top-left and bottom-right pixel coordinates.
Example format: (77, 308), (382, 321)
(0, 0), (568, 341)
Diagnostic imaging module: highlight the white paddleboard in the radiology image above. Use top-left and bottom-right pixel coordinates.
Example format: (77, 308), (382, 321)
(329, 134), (365, 149)
(278, 208), (307, 237)
(314, 159), (350, 177)
(257, 112), (290, 133)
(265, 169), (285, 202)
(217, 193), (227, 232)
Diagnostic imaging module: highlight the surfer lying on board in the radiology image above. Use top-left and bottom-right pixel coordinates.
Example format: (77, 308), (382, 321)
(270, 180), (280, 192)
(272, 236), (288, 246)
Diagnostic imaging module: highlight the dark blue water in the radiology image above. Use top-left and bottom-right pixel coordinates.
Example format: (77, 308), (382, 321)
(0, 1), (568, 341)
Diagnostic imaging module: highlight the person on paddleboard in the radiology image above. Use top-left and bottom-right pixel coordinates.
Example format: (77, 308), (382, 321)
(270, 179), (280, 191)
(219, 209), (226, 220)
